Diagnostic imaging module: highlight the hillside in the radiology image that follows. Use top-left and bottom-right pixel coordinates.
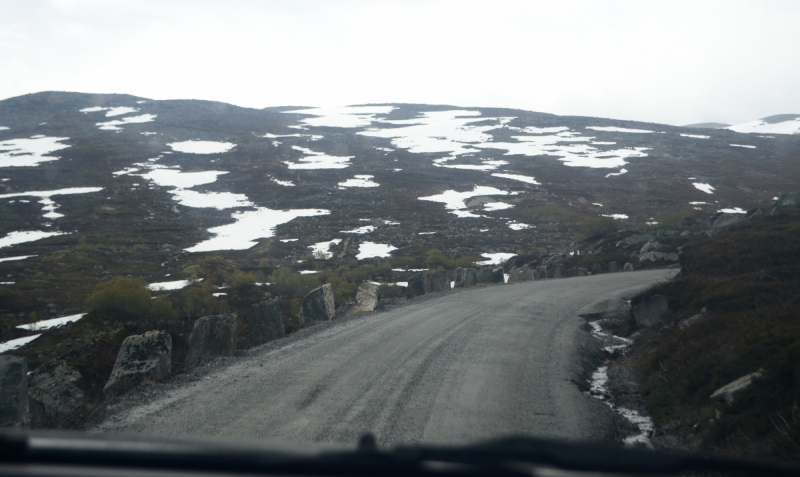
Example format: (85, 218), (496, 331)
(1, 91), (800, 429)
(608, 197), (800, 461)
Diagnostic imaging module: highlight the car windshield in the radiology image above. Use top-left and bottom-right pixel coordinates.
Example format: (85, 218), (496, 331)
(1, 1), (800, 474)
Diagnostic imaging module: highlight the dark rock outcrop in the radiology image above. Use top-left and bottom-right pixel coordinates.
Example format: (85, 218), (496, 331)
(0, 356), (28, 428)
(406, 274), (425, 298)
(105, 330), (172, 397)
(185, 316), (237, 368)
(29, 360), (84, 425)
(300, 284), (335, 325)
(454, 267), (477, 287)
(623, 262), (634, 272)
(591, 263), (602, 275)
(334, 235), (360, 259)
(245, 299), (285, 347)
(632, 294), (669, 327)
(424, 270), (448, 293)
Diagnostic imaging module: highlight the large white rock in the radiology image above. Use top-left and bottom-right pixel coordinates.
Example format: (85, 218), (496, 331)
(710, 369), (766, 405)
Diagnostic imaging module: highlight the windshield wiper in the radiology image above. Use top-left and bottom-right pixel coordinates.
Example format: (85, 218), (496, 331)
(1, 431), (797, 476)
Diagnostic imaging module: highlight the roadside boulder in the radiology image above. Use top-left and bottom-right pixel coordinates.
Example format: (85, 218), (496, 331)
(552, 265), (564, 278)
(519, 266), (535, 282)
(424, 270), (448, 293)
(591, 263), (602, 275)
(406, 274), (425, 298)
(631, 294), (669, 327)
(770, 207), (786, 218)
(477, 267), (503, 284)
(534, 267), (547, 280)
(640, 241), (661, 254)
(710, 369), (767, 405)
(506, 267), (520, 284)
(577, 297), (631, 320)
(608, 261), (618, 273)
(185, 315), (237, 368)
(244, 299), (285, 347)
(577, 267), (588, 276)
(623, 263), (634, 272)
(710, 213), (750, 234)
(352, 281), (380, 313)
(104, 330), (172, 398)
(678, 308), (708, 330)
(0, 356), (28, 428)
(776, 193), (799, 207)
(29, 360), (84, 424)
(300, 284), (335, 325)
(454, 267), (477, 288)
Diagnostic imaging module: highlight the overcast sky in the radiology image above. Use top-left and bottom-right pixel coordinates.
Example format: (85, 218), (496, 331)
(1, 0), (799, 126)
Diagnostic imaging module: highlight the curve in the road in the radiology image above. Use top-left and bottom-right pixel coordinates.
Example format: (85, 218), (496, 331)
(93, 269), (675, 447)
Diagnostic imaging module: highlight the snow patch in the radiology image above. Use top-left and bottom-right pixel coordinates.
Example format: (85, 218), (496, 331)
(186, 208), (329, 252)
(0, 136), (71, 167)
(167, 140), (235, 154)
(0, 231), (67, 249)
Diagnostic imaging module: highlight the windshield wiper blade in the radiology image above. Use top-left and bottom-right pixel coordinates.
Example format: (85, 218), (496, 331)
(1, 432), (799, 476)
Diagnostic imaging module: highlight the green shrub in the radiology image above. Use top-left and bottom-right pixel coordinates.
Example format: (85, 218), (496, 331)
(268, 267), (320, 298)
(86, 277), (155, 318)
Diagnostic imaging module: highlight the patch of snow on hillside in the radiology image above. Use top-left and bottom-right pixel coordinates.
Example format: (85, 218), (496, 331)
(285, 106), (396, 128)
(168, 140), (235, 154)
(478, 134), (648, 169)
(0, 136), (71, 167)
(476, 252), (516, 266)
(105, 107), (139, 117)
(299, 270), (318, 275)
(341, 225), (376, 234)
(605, 168), (628, 178)
(587, 126), (653, 133)
(0, 127), (9, 131)
(186, 207), (329, 252)
(508, 222), (531, 230)
(0, 231), (67, 249)
(360, 110), (506, 161)
(0, 334), (42, 353)
(140, 169), (228, 188)
(17, 313), (86, 331)
(148, 279), (202, 291)
(169, 189), (253, 209)
(270, 177), (295, 187)
(79, 106), (107, 113)
(602, 214), (629, 220)
(97, 114), (156, 131)
(727, 117), (800, 135)
(0, 187), (103, 219)
(484, 202), (513, 211)
(719, 207), (746, 214)
(309, 239), (342, 259)
(113, 167), (139, 176)
(356, 242), (397, 260)
(692, 182), (715, 194)
(338, 175), (379, 188)
(419, 186), (508, 217)
(730, 144), (756, 149)
(284, 145), (353, 169)
(491, 173), (539, 184)
(520, 126), (569, 134)
(0, 255), (35, 262)
(680, 133), (710, 139)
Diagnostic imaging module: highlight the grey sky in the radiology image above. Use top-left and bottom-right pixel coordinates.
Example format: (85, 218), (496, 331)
(1, 0), (799, 126)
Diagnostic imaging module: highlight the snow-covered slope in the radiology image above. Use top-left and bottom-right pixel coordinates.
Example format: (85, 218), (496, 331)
(728, 114), (800, 135)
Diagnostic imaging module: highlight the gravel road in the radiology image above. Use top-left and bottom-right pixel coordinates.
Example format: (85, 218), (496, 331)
(92, 269), (675, 447)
